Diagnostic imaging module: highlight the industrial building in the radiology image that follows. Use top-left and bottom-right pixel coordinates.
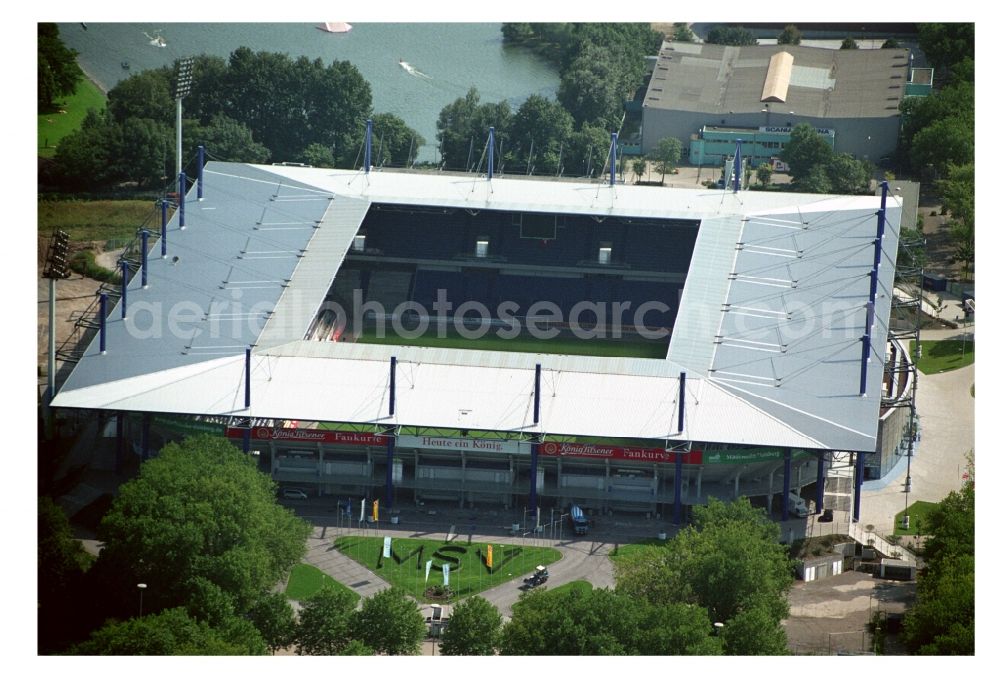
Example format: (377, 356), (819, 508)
(640, 43), (912, 166)
(50, 147), (909, 525)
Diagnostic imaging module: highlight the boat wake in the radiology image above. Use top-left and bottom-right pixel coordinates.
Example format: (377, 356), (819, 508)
(143, 30), (167, 48)
(399, 60), (431, 79)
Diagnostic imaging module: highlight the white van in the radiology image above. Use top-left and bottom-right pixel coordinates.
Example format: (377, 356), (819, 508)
(786, 493), (810, 518)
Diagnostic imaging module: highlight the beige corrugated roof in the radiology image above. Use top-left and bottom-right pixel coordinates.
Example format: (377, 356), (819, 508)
(761, 51), (793, 102)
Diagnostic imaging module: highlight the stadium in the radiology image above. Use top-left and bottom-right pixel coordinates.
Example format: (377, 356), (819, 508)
(49, 137), (905, 527)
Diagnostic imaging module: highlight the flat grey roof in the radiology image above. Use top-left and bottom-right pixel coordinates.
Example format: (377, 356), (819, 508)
(645, 43), (910, 119)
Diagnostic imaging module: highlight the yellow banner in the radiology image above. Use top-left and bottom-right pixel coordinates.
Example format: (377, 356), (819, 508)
(486, 544), (493, 569)
(373, 499), (379, 522)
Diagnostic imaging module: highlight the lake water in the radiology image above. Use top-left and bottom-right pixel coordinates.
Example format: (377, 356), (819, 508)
(57, 22), (560, 163)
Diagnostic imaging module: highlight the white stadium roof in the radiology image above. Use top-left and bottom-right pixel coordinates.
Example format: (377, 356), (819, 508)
(52, 163), (901, 452)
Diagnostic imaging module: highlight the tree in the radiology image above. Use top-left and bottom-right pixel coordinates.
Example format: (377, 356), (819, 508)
(437, 88), (513, 171)
(352, 588), (426, 655)
(247, 592), (296, 654)
(294, 585), (358, 655)
(719, 604), (789, 655)
(780, 124), (833, 184)
(95, 434), (310, 618)
(510, 94), (574, 175)
(370, 112), (424, 168)
(795, 166), (833, 194)
(299, 143), (336, 168)
(107, 69), (174, 125)
(706, 26), (757, 46)
(632, 157), (647, 184)
(38, 23), (83, 112)
(563, 123), (613, 178)
(826, 153), (873, 195)
(902, 483), (974, 655)
(939, 163), (974, 230)
(439, 596), (503, 655)
(840, 37), (859, 49)
(71, 607), (263, 655)
(910, 117), (974, 176)
(777, 25), (802, 45)
(755, 163), (773, 188)
(918, 23), (974, 80)
(673, 23), (695, 43)
(558, 45), (627, 131)
(881, 38), (900, 49)
(501, 587), (640, 655)
(54, 109), (124, 189)
(38, 497), (92, 653)
(189, 114), (270, 164)
(652, 137), (682, 182)
(615, 498), (793, 642)
(636, 602), (723, 656)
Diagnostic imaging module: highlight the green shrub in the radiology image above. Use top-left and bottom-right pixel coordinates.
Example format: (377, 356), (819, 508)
(70, 249), (118, 283)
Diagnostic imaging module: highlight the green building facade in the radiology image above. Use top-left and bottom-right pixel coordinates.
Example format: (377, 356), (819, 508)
(689, 125), (836, 168)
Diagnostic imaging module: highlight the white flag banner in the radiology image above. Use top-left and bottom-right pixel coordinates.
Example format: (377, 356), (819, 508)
(360, 498), (366, 524)
(383, 536), (392, 558)
(442, 563), (450, 587)
(425, 560), (432, 582)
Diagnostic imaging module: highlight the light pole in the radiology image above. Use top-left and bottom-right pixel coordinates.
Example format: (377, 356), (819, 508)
(173, 58), (195, 179)
(137, 583), (147, 617)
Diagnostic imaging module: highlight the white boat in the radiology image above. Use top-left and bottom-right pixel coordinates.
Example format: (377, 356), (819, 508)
(318, 22), (352, 33)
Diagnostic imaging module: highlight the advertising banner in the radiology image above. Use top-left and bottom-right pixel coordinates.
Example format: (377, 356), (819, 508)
(224, 427), (387, 446)
(442, 563), (450, 587)
(425, 560), (432, 583)
(486, 544), (493, 570)
(383, 537), (392, 558)
(397, 435), (530, 455)
(539, 441), (703, 465)
(373, 499), (379, 522)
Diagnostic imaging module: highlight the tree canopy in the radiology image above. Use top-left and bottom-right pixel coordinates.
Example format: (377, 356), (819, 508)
(500, 586), (721, 656)
(903, 483), (974, 655)
(38, 23), (84, 112)
(614, 498), (792, 655)
(652, 137), (683, 182)
(840, 37), (859, 49)
(918, 23), (974, 83)
(71, 607), (264, 656)
(294, 585), (359, 655)
(436, 87), (513, 171)
(706, 26), (758, 46)
(351, 588), (427, 655)
(780, 124), (834, 181)
(95, 434), (310, 617)
(777, 25), (802, 45)
(440, 595), (503, 655)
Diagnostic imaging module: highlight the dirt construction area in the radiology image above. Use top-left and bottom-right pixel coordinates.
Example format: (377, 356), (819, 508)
(784, 571), (914, 655)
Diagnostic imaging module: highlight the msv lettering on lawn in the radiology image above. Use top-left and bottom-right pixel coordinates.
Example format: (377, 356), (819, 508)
(377, 541), (523, 574)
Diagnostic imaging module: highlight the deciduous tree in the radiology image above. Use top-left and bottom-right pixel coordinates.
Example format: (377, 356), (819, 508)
(652, 137), (682, 182)
(510, 95), (574, 175)
(706, 26), (757, 46)
(95, 434), (310, 617)
(247, 591), (296, 654)
(351, 588), (427, 655)
(38, 23), (83, 112)
(295, 585), (358, 655)
(780, 124), (833, 184)
(777, 25), (802, 45)
(440, 596), (502, 655)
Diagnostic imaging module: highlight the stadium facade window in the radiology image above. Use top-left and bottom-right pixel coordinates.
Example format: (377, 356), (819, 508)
(352, 232), (366, 252)
(598, 243), (612, 265)
(476, 236), (489, 258)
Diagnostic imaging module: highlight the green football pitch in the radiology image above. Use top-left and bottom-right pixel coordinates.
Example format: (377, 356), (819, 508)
(355, 326), (668, 359)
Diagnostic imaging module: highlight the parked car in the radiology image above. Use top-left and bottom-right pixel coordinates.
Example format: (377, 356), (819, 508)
(282, 488), (308, 499)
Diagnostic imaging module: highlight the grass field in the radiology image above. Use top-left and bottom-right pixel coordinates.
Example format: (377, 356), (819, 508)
(38, 78), (107, 158)
(357, 325), (668, 359)
(893, 500), (938, 536)
(285, 563), (361, 602)
(607, 537), (669, 560)
(38, 200), (158, 243)
(334, 535), (561, 601)
(911, 339), (975, 374)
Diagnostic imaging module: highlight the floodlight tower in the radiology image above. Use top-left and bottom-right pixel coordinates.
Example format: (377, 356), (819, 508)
(173, 58), (195, 179)
(43, 230), (71, 415)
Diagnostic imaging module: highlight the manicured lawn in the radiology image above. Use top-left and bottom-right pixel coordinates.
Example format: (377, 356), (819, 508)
(38, 78), (107, 158)
(357, 326), (668, 359)
(911, 339), (974, 375)
(334, 535), (561, 601)
(511, 580), (593, 612)
(608, 537), (669, 560)
(893, 501), (938, 536)
(285, 563), (361, 602)
(38, 200), (158, 243)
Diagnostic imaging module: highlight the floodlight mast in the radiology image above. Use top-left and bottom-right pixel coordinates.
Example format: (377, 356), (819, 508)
(174, 58), (195, 179)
